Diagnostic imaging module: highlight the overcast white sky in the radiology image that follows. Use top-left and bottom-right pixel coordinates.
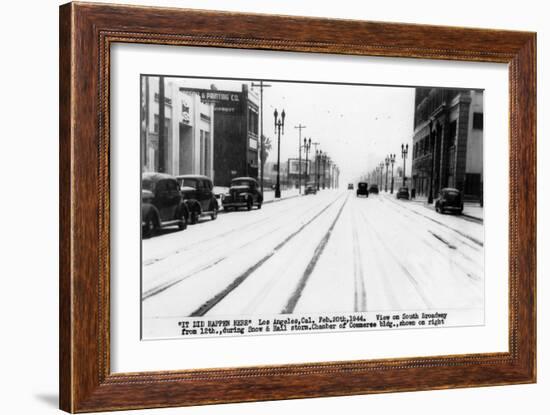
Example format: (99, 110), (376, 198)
(166, 77), (415, 184)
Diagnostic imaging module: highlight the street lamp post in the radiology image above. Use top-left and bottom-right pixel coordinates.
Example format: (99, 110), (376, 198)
(384, 156), (390, 192)
(315, 150), (321, 190)
(401, 143), (409, 187)
(322, 155), (327, 189)
(389, 153), (396, 193)
(274, 108), (285, 198)
(304, 137), (311, 183)
(379, 162), (385, 188)
(294, 124), (306, 194)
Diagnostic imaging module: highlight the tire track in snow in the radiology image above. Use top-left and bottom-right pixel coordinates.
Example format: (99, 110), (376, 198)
(189, 193), (346, 317)
(142, 199), (327, 300)
(356, 207), (433, 309)
(352, 214), (367, 312)
(381, 196), (484, 247)
(143, 200), (308, 267)
(281, 194), (350, 314)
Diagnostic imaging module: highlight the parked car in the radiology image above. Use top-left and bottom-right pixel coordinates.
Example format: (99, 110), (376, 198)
(435, 187), (464, 214)
(348, 183), (354, 190)
(304, 182), (317, 195)
(176, 175), (218, 224)
(222, 177), (263, 211)
(396, 187), (410, 200)
(356, 182), (369, 197)
(368, 184), (379, 194)
(141, 172), (189, 238)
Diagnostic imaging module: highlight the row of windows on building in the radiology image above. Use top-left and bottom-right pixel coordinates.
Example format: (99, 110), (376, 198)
(412, 113), (483, 161)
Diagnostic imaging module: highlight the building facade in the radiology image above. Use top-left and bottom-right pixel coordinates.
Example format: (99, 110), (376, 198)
(411, 87), (483, 201)
(141, 77), (215, 178)
(203, 84), (260, 187)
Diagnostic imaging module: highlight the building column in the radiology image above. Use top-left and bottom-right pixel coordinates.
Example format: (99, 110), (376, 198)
(454, 99), (471, 192)
(437, 118), (449, 191)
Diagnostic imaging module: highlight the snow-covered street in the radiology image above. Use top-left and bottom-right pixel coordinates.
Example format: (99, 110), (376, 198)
(142, 189), (484, 336)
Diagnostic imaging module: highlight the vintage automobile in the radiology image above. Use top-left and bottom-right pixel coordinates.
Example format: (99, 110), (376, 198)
(368, 184), (379, 194)
(396, 187), (410, 200)
(347, 183), (354, 190)
(356, 182), (369, 197)
(435, 187), (464, 214)
(304, 182), (317, 195)
(141, 172), (189, 238)
(176, 175), (219, 224)
(222, 177), (263, 211)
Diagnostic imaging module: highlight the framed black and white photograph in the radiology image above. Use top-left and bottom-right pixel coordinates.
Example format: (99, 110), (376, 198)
(138, 75), (486, 341)
(58, 2), (537, 412)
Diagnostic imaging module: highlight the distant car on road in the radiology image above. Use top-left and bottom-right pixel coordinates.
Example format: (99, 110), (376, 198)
(368, 184), (379, 194)
(435, 187), (464, 214)
(356, 182), (369, 197)
(396, 187), (410, 200)
(304, 182), (317, 195)
(141, 172), (189, 238)
(222, 177), (263, 211)
(348, 183), (354, 190)
(176, 175), (218, 224)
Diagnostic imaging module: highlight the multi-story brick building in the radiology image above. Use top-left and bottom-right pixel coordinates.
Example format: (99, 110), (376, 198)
(202, 84), (260, 187)
(411, 87), (483, 201)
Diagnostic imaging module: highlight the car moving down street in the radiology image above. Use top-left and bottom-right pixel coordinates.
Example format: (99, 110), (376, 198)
(356, 182), (369, 197)
(222, 177), (263, 211)
(304, 182), (317, 195)
(368, 184), (379, 194)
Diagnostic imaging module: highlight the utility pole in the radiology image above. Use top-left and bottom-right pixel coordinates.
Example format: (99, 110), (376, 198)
(294, 124), (306, 194)
(158, 75), (165, 173)
(251, 81), (272, 196)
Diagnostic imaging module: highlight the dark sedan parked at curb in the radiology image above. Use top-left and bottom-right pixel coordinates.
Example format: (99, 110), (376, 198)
(141, 172), (189, 238)
(222, 177), (263, 211)
(368, 184), (379, 194)
(396, 187), (410, 200)
(356, 182), (369, 197)
(176, 175), (219, 224)
(435, 187), (464, 214)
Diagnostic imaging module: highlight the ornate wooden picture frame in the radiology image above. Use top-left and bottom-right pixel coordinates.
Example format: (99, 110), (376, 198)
(59, 2), (536, 412)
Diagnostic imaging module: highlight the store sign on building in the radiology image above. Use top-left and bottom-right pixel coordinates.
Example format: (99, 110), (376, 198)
(199, 91), (240, 103)
(181, 98), (190, 124)
(248, 138), (258, 150)
(199, 90), (242, 114)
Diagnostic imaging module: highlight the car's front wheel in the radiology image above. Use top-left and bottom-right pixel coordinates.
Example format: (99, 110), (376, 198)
(190, 209), (200, 224)
(247, 198), (252, 211)
(178, 217), (187, 231)
(142, 214), (156, 238)
(177, 206), (188, 230)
